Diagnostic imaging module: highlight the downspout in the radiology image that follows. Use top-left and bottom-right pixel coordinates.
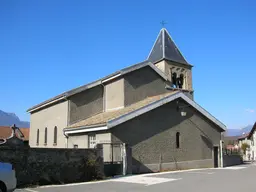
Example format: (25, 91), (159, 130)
(220, 133), (224, 168)
(101, 82), (106, 112)
(64, 95), (69, 148)
(63, 130), (69, 148)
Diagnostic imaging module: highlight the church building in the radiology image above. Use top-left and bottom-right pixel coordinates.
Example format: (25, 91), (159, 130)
(27, 28), (226, 172)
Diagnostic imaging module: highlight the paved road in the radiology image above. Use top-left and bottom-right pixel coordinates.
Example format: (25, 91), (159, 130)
(16, 164), (255, 192)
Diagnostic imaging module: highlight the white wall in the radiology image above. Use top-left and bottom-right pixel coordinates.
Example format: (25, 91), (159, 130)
(250, 132), (256, 160)
(29, 101), (68, 148)
(239, 138), (252, 161)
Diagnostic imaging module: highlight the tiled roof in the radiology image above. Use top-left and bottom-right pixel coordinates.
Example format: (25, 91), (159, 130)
(0, 126), (29, 141)
(69, 91), (178, 128)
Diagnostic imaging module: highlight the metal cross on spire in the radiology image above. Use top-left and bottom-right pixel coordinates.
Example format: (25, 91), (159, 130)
(160, 20), (167, 27)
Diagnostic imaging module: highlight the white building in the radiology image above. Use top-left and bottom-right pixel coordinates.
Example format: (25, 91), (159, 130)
(248, 123), (256, 161)
(238, 133), (251, 161)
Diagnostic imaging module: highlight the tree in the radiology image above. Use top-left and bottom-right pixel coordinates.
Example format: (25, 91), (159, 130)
(241, 143), (250, 154)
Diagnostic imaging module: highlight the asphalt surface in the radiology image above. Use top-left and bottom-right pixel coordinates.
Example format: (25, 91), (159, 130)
(16, 164), (255, 192)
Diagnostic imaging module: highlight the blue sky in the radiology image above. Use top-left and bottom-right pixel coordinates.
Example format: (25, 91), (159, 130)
(0, 0), (255, 129)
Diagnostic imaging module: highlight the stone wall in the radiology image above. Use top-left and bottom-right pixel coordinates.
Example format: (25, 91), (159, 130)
(223, 154), (243, 167)
(0, 146), (104, 187)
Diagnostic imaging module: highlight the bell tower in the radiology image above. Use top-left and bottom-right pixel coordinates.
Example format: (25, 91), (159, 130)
(147, 28), (193, 97)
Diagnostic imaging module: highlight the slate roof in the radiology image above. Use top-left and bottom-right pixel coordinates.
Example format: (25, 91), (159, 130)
(0, 126), (29, 141)
(27, 61), (168, 112)
(68, 91), (178, 128)
(147, 28), (190, 65)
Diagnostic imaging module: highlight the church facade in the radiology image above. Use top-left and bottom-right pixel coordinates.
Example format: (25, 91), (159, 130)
(28, 28), (226, 172)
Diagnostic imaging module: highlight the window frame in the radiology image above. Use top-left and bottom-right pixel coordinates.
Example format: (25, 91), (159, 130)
(88, 134), (97, 148)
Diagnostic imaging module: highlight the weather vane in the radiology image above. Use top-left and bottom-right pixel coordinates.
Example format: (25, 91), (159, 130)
(160, 20), (167, 27)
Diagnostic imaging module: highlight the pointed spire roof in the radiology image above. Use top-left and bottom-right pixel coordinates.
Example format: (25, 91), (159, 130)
(147, 28), (189, 65)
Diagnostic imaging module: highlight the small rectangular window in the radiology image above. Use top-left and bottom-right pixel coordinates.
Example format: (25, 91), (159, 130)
(74, 144), (78, 149)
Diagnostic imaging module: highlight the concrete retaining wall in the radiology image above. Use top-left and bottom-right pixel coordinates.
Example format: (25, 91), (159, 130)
(132, 159), (213, 173)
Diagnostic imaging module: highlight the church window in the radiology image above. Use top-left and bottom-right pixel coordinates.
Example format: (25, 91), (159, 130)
(53, 126), (57, 145)
(44, 127), (47, 145)
(176, 132), (180, 148)
(36, 129), (39, 145)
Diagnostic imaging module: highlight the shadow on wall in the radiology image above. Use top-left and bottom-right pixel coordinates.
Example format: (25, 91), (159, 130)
(201, 135), (213, 149)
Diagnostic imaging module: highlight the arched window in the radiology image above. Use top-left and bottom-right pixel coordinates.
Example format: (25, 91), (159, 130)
(176, 132), (180, 148)
(54, 126), (57, 145)
(36, 129), (39, 145)
(44, 127), (47, 145)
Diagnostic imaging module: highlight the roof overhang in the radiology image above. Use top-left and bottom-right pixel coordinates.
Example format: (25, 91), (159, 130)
(64, 124), (107, 135)
(64, 92), (226, 134)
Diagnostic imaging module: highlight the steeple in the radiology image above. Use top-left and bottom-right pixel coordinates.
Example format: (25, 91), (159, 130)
(147, 28), (188, 65)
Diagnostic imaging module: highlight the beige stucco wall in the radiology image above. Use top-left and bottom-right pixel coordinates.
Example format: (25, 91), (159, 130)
(155, 60), (166, 74)
(67, 132), (112, 162)
(67, 134), (88, 148)
(96, 132), (111, 143)
(29, 101), (68, 148)
(105, 78), (124, 111)
(67, 132), (111, 148)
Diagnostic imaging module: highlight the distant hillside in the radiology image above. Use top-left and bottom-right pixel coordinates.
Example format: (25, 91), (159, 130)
(226, 125), (253, 136)
(0, 110), (29, 127)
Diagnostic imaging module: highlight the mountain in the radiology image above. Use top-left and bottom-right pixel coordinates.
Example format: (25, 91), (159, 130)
(0, 110), (30, 127)
(226, 125), (253, 136)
